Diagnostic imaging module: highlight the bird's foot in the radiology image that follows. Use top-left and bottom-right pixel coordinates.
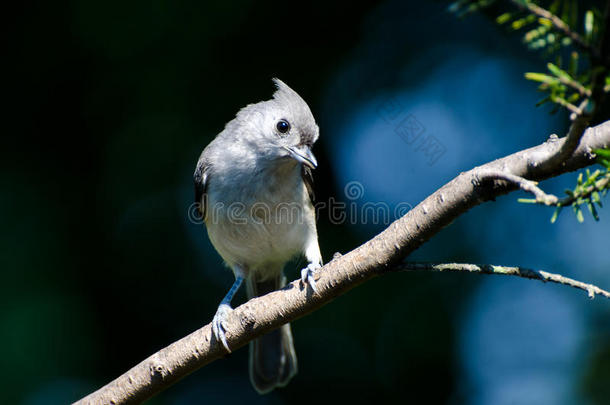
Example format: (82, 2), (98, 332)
(212, 303), (233, 352)
(301, 262), (321, 293)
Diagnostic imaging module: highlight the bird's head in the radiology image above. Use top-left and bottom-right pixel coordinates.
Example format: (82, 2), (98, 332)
(234, 78), (319, 170)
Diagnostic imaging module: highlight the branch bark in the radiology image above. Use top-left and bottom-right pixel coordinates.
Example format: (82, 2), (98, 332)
(398, 263), (610, 299)
(475, 170), (559, 205)
(74, 119), (610, 405)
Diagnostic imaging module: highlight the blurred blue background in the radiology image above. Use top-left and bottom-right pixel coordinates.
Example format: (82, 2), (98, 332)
(4, 0), (610, 404)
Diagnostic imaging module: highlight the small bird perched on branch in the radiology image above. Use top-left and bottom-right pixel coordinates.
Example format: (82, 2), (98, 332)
(193, 79), (323, 394)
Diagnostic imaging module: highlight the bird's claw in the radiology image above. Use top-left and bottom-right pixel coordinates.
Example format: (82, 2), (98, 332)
(301, 262), (321, 293)
(212, 303), (232, 352)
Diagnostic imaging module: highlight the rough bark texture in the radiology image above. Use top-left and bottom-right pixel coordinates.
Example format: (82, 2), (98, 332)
(75, 120), (610, 405)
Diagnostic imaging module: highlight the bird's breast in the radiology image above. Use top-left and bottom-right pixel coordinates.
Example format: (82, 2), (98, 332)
(204, 163), (314, 275)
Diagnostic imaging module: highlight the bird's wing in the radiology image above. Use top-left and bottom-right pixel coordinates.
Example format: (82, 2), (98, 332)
(193, 157), (209, 221)
(301, 165), (315, 205)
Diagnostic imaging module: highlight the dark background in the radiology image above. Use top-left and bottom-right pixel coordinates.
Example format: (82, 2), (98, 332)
(4, 1), (610, 404)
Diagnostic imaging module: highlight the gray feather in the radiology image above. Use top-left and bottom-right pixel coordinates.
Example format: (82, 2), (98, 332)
(195, 79), (323, 394)
(247, 275), (297, 394)
(193, 156), (209, 220)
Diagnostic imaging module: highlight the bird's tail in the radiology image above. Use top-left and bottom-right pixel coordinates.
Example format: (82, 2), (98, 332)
(246, 273), (297, 394)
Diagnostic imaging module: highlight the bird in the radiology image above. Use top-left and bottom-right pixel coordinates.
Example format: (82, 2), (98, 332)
(193, 78), (322, 394)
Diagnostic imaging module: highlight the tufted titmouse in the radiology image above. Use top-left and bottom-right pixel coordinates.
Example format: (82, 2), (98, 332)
(193, 79), (322, 394)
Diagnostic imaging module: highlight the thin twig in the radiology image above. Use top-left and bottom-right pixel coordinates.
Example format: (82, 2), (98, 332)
(475, 170), (559, 205)
(557, 75), (592, 98)
(536, 91), (591, 172)
(477, 167), (610, 209)
(551, 96), (584, 116)
(569, 98), (590, 121)
(398, 262), (610, 299)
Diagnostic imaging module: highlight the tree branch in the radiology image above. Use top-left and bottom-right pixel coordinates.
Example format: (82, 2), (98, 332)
(399, 262), (610, 299)
(74, 119), (610, 405)
(475, 170), (558, 205)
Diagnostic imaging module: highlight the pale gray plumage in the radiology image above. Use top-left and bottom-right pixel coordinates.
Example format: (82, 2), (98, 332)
(194, 79), (322, 394)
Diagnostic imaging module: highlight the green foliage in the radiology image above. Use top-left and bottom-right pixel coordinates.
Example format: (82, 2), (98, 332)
(519, 160), (610, 223)
(525, 57), (591, 114)
(449, 0), (610, 113)
(554, 165), (609, 223)
(597, 148), (610, 168)
(497, 0), (574, 53)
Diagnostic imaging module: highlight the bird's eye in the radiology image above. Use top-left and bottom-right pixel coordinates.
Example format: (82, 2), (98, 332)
(276, 119), (290, 134)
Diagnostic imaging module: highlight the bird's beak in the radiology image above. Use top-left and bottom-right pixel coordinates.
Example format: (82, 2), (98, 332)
(285, 145), (318, 169)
